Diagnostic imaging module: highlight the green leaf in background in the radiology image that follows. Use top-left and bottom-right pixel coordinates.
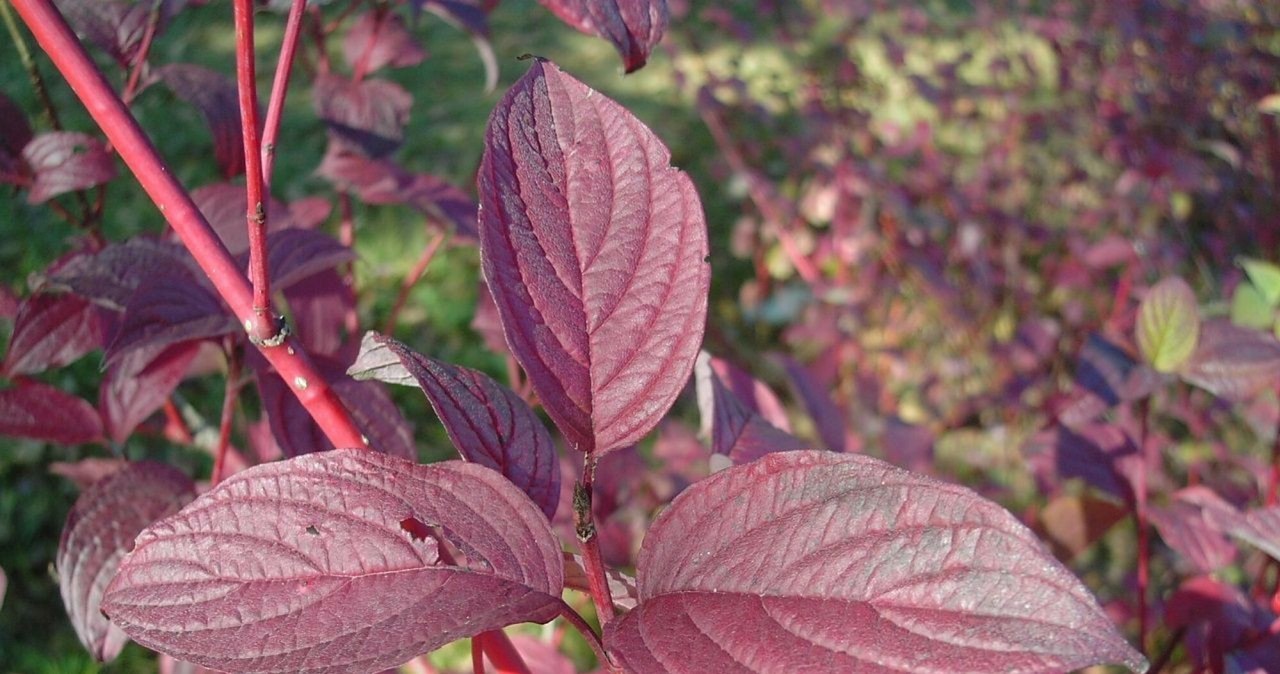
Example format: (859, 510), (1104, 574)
(1137, 276), (1200, 373)
(1241, 257), (1280, 306)
(1231, 282), (1275, 331)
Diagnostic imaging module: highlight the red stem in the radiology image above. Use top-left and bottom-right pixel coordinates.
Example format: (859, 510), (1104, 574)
(233, 0), (276, 344)
(473, 632), (530, 674)
(384, 229), (446, 334)
(576, 456), (618, 625)
(260, 0), (307, 192)
(558, 602), (614, 673)
(211, 348), (242, 485)
(349, 5), (385, 83)
(11, 0), (365, 449)
(471, 638), (485, 674)
(1135, 397), (1151, 656)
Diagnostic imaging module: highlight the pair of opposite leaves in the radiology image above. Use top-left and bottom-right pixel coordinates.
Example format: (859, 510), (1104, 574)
(87, 61), (1145, 674)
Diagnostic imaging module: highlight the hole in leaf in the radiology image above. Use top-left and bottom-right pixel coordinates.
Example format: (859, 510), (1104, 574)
(399, 516), (433, 542)
(305, 525), (320, 536)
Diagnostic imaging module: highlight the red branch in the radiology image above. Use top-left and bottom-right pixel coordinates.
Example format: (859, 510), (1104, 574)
(261, 0), (307, 190)
(576, 456), (618, 626)
(233, 0), (276, 344)
(11, 0), (366, 449)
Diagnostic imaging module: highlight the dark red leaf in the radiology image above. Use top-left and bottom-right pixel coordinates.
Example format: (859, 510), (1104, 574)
(0, 91), (32, 167)
(605, 451), (1147, 674)
(350, 332), (560, 518)
(57, 462), (194, 662)
(479, 59), (709, 455)
(1148, 487), (1239, 574)
(342, 11), (427, 73)
(317, 146), (478, 240)
(1181, 318), (1280, 401)
(314, 75), (412, 158)
(1060, 333), (1159, 427)
(103, 277), (236, 367)
(1221, 505), (1280, 563)
(284, 269), (354, 357)
(694, 351), (808, 464)
(49, 457), (128, 490)
(705, 355), (791, 431)
(23, 132), (117, 203)
(471, 280), (511, 357)
(775, 353), (849, 453)
(264, 229), (355, 290)
(0, 379), (103, 444)
(44, 238), (199, 311)
(154, 65), (245, 178)
(190, 182), (301, 255)
(53, 0), (183, 66)
(536, 0), (668, 73)
(255, 354), (416, 460)
(1023, 423), (1140, 504)
(100, 342), (199, 444)
(3, 292), (106, 376)
(102, 450), (564, 673)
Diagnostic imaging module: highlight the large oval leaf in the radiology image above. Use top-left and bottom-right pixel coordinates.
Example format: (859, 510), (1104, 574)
(3, 292), (105, 376)
(102, 450), (564, 674)
(349, 332), (561, 518)
(605, 451), (1147, 674)
(57, 461), (195, 662)
(478, 59), (709, 455)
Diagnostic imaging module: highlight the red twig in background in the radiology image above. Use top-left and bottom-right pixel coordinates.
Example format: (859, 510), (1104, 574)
(233, 0), (277, 346)
(211, 347), (242, 486)
(121, 0), (163, 104)
(558, 602), (615, 673)
(10, 0), (366, 449)
(384, 229), (446, 334)
(261, 0), (307, 190)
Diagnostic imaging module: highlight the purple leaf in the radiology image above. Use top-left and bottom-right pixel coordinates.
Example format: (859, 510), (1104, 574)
(23, 132), (117, 203)
(0, 91), (32, 173)
(1148, 487), (1239, 574)
(284, 269), (354, 357)
(49, 457), (128, 489)
(479, 59), (709, 455)
(103, 277), (237, 367)
(268, 229), (355, 289)
(57, 462), (195, 662)
(1023, 423), (1141, 504)
(100, 342), (199, 444)
(3, 292), (106, 376)
(1181, 318), (1280, 401)
(154, 65), (245, 178)
(471, 280), (511, 357)
(313, 75), (412, 158)
(536, 0), (668, 73)
(775, 353), (849, 453)
(317, 146), (478, 240)
(349, 332), (561, 518)
(605, 451), (1147, 674)
(255, 354), (416, 460)
(102, 450), (564, 673)
(694, 351), (808, 464)
(45, 238), (199, 311)
(1221, 505), (1280, 563)
(190, 182), (302, 255)
(1060, 333), (1158, 426)
(0, 379), (103, 444)
(53, 0), (181, 66)
(705, 354), (791, 432)
(342, 10), (427, 73)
